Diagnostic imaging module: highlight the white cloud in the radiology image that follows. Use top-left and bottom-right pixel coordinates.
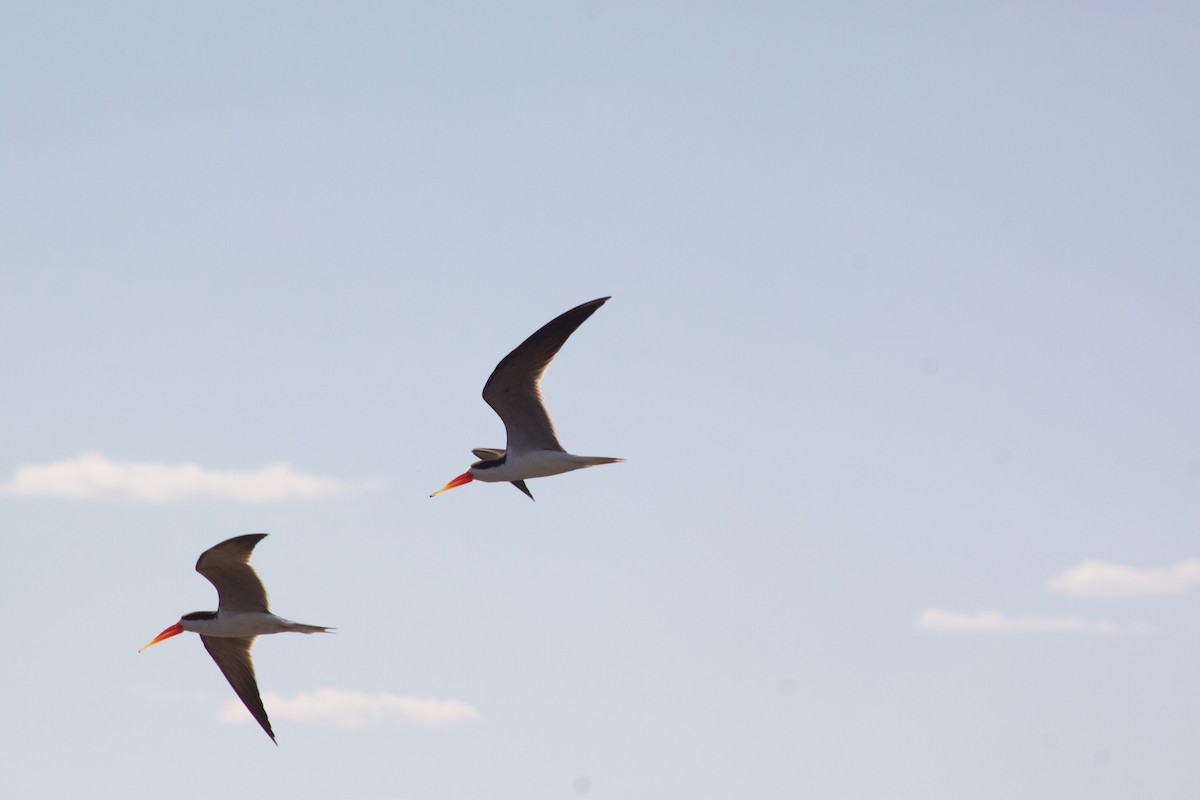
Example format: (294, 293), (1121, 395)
(1046, 559), (1200, 598)
(219, 688), (480, 729)
(917, 608), (1143, 634)
(0, 452), (381, 503)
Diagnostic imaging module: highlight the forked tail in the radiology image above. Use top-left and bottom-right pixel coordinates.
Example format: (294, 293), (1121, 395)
(576, 456), (624, 467)
(284, 620), (335, 634)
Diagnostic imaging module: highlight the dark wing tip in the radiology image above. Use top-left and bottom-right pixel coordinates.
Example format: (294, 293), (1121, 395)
(246, 695), (277, 745)
(234, 532), (270, 549)
(571, 296), (611, 314)
(484, 296), (613, 392)
(196, 533), (269, 572)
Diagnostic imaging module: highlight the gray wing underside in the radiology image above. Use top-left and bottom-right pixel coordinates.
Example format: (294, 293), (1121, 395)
(481, 297), (609, 455)
(202, 635), (275, 744)
(196, 533), (271, 615)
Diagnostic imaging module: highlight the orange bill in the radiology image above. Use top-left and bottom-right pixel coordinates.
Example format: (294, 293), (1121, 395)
(139, 622), (183, 653)
(430, 471), (473, 497)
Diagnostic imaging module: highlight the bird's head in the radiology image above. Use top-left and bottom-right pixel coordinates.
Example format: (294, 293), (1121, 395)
(429, 453), (508, 497)
(138, 611), (216, 652)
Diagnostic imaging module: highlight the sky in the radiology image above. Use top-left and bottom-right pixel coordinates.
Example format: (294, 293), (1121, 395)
(2, 2), (1199, 798)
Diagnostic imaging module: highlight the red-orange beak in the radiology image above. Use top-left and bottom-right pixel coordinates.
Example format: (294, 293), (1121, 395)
(430, 471), (473, 497)
(139, 622), (183, 653)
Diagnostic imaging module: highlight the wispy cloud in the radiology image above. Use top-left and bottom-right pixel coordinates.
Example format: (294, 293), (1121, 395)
(917, 608), (1143, 634)
(0, 453), (381, 503)
(219, 688), (480, 729)
(1046, 559), (1200, 598)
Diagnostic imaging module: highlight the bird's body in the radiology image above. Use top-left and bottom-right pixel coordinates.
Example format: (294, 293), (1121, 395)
(140, 533), (332, 744)
(177, 610), (328, 638)
(431, 296), (623, 500)
(467, 450), (621, 483)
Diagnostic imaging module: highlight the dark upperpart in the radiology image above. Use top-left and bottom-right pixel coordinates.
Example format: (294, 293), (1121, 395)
(471, 455), (507, 470)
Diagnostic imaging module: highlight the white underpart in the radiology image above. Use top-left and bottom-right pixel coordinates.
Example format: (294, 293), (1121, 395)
(470, 450), (621, 483)
(180, 611), (329, 637)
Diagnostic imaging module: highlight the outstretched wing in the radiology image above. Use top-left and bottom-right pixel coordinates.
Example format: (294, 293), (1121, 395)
(202, 635), (275, 744)
(196, 533), (270, 615)
(482, 297), (609, 455)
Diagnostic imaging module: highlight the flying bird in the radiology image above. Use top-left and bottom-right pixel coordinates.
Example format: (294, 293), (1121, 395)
(139, 533), (333, 744)
(431, 296), (623, 501)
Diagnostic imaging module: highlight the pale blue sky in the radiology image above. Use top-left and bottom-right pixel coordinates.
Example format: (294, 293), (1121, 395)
(2, 3), (1199, 799)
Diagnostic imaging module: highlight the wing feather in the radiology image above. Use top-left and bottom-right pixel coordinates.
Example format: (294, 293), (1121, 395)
(195, 533), (270, 615)
(482, 297), (609, 454)
(202, 635), (275, 743)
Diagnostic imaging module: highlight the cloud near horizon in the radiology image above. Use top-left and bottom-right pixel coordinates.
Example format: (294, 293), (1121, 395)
(0, 453), (381, 502)
(219, 688), (480, 729)
(917, 608), (1143, 634)
(1046, 559), (1200, 598)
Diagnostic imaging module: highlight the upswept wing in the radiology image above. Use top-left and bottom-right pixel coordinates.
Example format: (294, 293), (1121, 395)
(482, 297), (609, 455)
(202, 635), (275, 743)
(196, 533), (270, 615)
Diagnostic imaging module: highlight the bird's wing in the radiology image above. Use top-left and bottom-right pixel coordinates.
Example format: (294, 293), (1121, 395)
(196, 533), (270, 615)
(472, 448), (506, 460)
(201, 635), (275, 743)
(482, 296), (609, 455)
